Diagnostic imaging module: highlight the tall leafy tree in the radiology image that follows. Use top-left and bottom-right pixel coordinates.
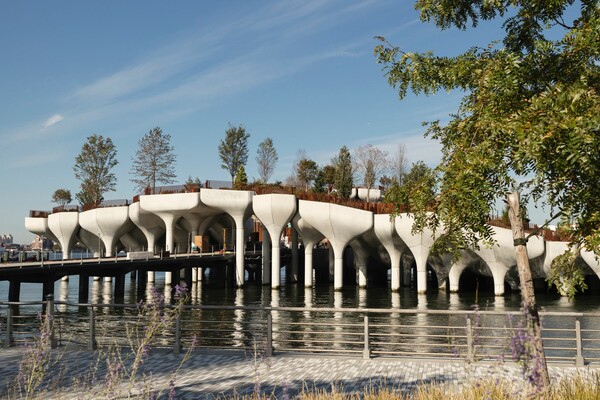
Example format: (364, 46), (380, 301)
(130, 127), (177, 194)
(218, 124), (250, 186)
(384, 161), (437, 215)
(375, 0), (600, 388)
(333, 145), (353, 199)
(73, 134), (118, 207)
(354, 144), (389, 201)
(51, 189), (72, 209)
(256, 137), (278, 183)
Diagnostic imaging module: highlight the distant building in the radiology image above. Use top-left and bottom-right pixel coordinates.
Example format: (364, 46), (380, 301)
(0, 234), (13, 245)
(31, 235), (53, 250)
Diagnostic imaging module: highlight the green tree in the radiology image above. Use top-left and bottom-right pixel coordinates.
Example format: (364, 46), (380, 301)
(130, 127), (177, 194)
(218, 124), (250, 186)
(384, 161), (436, 215)
(375, 0), (600, 388)
(322, 164), (336, 193)
(333, 146), (353, 199)
(256, 137), (278, 183)
(234, 165), (248, 189)
(73, 134), (118, 207)
(296, 157), (319, 192)
(51, 189), (72, 209)
(183, 176), (201, 192)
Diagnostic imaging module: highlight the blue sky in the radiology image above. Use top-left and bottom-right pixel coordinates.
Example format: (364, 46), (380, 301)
(1, 0), (525, 244)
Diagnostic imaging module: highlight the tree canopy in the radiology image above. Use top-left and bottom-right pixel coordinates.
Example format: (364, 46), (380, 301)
(130, 127), (177, 193)
(375, 1), (600, 254)
(51, 189), (72, 209)
(218, 124), (250, 186)
(256, 137), (278, 183)
(333, 146), (353, 199)
(73, 134), (118, 207)
(375, 1), (599, 388)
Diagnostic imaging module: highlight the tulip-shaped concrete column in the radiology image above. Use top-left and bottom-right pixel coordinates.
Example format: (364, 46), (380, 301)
(292, 214), (324, 287)
(448, 250), (480, 292)
(478, 226), (545, 296)
(581, 248), (600, 280)
(140, 193), (200, 254)
(253, 194), (297, 289)
(298, 200), (373, 290)
(129, 202), (165, 254)
(202, 189), (254, 287)
(44, 212), (78, 259)
(395, 214), (441, 294)
(25, 216), (61, 253)
(79, 206), (132, 257)
(350, 237), (371, 288)
(374, 215), (408, 292)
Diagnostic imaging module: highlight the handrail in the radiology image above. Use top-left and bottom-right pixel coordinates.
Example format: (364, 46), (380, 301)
(0, 301), (596, 367)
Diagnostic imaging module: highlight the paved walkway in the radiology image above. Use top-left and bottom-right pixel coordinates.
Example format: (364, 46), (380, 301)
(0, 347), (596, 399)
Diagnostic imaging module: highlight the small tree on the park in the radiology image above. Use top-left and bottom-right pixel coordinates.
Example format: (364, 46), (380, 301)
(234, 165), (248, 189)
(256, 137), (278, 183)
(333, 145), (353, 199)
(218, 124), (250, 186)
(354, 144), (389, 202)
(130, 127), (177, 194)
(183, 176), (201, 192)
(51, 189), (72, 209)
(375, 0), (600, 389)
(384, 161), (437, 214)
(296, 157), (319, 192)
(73, 134), (118, 207)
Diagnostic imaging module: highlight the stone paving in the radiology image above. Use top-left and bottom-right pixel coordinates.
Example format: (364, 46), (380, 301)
(0, 347), (596, 399)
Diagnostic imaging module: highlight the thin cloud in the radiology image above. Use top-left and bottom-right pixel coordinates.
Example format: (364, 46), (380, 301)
(42, 114), (64, 130)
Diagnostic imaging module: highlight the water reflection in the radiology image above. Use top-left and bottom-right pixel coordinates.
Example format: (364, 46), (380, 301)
(233, 288), (244, 347)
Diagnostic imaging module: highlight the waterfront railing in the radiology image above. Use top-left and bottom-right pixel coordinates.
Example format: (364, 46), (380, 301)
(1, 299), (598, 366)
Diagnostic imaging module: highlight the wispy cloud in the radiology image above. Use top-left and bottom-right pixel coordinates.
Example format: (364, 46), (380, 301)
(42, 114), (64, 130)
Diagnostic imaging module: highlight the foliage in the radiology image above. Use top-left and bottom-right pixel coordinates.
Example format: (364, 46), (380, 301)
(256, 137), (278, 183)
(183, 176), (201, 192)
(547, 249), (588, 299)
(50, 189), (72, 208)
(130, 126), (177, 194)
(374, 1), (600, 256)
(219, 124), (250, 185)
(234, 165), (248, 189)
(296, 158), (319, 192)
(73, 134), (118, 207)
(385, 161), (437, 215)
(333, 146), (353, 199)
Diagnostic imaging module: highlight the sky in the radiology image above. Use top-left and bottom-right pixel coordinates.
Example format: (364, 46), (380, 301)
(1, 0), (538, 244)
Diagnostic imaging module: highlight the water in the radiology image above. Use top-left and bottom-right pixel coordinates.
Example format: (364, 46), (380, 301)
(3, 270), (600, 312)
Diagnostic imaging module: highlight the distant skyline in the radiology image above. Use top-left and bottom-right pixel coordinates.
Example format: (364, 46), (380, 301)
(1, 1), (545, 244)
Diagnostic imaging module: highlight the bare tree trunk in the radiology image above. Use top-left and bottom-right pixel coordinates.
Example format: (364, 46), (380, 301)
(507, 191), (550, 388)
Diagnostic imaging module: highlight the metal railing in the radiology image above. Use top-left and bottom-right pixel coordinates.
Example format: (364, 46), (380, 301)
(1, 300), (598, 366)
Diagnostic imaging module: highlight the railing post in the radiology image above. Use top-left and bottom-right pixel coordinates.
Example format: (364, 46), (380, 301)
(466, 316), (473, 363)
(173, 313), (181, 354)
(266, 310), (273, 357)
(5, 305), (13, 347)
(88, 306), (97, 350)
(363, 315), (371, 360)
(46, 295), (57, 349)
(575, 318), (585, 367)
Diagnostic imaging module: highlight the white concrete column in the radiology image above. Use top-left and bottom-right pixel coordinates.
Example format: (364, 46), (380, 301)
(489, 261), (509, 296)
(148, 271), (155, 283)
(334, 254), (344, 290)
(262, 227), (271, 285)
(303, 241), (315, 287)
(373, 215), (406, 292)
(233, 217), (246, 287)
(291, 228), (299, 283)
(448, 263), (468, 293)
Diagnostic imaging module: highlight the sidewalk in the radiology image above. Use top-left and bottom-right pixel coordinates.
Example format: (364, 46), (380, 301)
(0, 347), (595, 399)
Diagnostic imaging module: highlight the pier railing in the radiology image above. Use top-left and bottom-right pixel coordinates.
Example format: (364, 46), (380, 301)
(1, 300), (598, 366)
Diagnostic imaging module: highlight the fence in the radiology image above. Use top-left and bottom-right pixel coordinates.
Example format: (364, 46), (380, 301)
(1, 299), (598, 366)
